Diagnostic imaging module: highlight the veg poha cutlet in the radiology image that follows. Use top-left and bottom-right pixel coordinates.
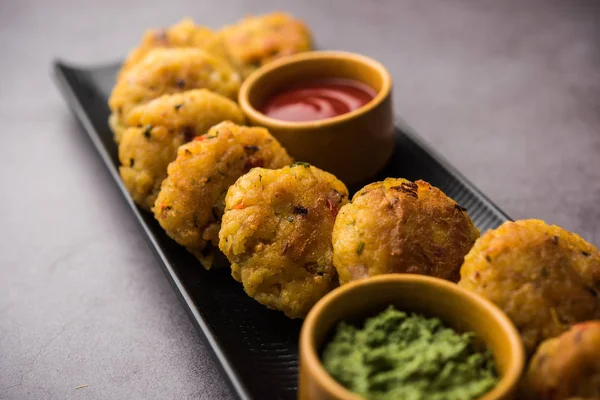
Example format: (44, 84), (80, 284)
(220, 12), (312, 78)
(459, 219), (600, 355)
(118, 89), (245, 210)
(117, 18), (231, 80)
(521, 321), (600, 400)
(332, 178), (479, 285)
(155, 121), (292, 270)
(219, 163), (348, 319)
(109, 47), (241, 143)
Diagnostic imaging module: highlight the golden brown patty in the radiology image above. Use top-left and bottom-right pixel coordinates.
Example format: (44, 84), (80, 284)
(219, 164), (349, 319)
(117, 18), (231, 80)
(220, 12), (312, 77)
(155, 121), (292, 270)
(459, 219), (600, 355)
(108, 47), (241, 143)
(118, 90), (245, 211)
(522, 321), (600, 400)
(332, 178), (479, 285)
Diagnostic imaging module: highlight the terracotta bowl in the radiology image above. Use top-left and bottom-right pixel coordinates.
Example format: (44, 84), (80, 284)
(238, 51), (394, 185)
(299, 274), (525, 400)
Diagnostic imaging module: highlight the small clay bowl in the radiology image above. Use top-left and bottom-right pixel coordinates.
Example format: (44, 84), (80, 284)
(238, 51), (394, 185)
(299, 275), (525, 400)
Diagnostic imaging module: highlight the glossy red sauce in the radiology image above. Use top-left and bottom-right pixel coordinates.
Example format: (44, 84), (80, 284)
(259, 78), (377, 122)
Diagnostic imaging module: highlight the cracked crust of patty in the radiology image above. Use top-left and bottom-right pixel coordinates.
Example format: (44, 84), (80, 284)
(333, 178), (479, 285)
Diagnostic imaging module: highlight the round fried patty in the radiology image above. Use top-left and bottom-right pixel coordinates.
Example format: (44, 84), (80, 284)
(155, 121), (292, 270)
(117, 18), (230, 80)
(332, 178), (479, 284)
(459, 219), (600, 355)
(522, 321), (600, 399)
(118, 89), (244, 210)
(108, 47), (241, 143)
(220, 12), (312, 78)
(219, 164), (348, 318)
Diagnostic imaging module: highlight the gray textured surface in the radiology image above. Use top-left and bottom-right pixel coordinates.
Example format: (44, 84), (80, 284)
(1, 0), (599, 399)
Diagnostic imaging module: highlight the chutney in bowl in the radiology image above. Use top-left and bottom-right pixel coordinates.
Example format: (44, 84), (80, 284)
(239, 51), (394, 185)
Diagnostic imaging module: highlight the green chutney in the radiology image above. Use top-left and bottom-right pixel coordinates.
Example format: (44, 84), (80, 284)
(321, 306), (498, 400)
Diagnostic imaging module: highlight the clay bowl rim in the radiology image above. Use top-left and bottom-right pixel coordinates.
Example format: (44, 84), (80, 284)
(300, 274), (525, 400)
(238, 50), (392, 131)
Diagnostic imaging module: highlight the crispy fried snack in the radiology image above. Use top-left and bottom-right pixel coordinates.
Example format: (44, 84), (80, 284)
(155, 122), (292, 270)
(219, 164), (348, 318)
(117, 18), (231, 80)
(459, 219), (600, 355)
(109, 48), (241, 143)
(521, 321), (600, 400)
(118, 90), (245, 211)
(220, 12), (312, 78)
(332, 178), (479, 284)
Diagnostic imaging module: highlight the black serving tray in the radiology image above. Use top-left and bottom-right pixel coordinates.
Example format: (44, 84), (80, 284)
(53, 60), (510, 400)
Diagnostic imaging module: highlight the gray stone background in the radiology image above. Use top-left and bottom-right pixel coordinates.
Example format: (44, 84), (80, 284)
(1, 0), (599, 398)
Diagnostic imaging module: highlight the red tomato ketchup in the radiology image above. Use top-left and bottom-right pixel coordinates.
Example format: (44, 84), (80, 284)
(259, 78), (377, 122)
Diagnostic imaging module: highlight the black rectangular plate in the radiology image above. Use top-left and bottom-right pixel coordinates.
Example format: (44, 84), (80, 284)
(53, 60), (510, 400)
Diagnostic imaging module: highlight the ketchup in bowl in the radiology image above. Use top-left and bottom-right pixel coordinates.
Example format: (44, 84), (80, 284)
(259, 78), (376, 122)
